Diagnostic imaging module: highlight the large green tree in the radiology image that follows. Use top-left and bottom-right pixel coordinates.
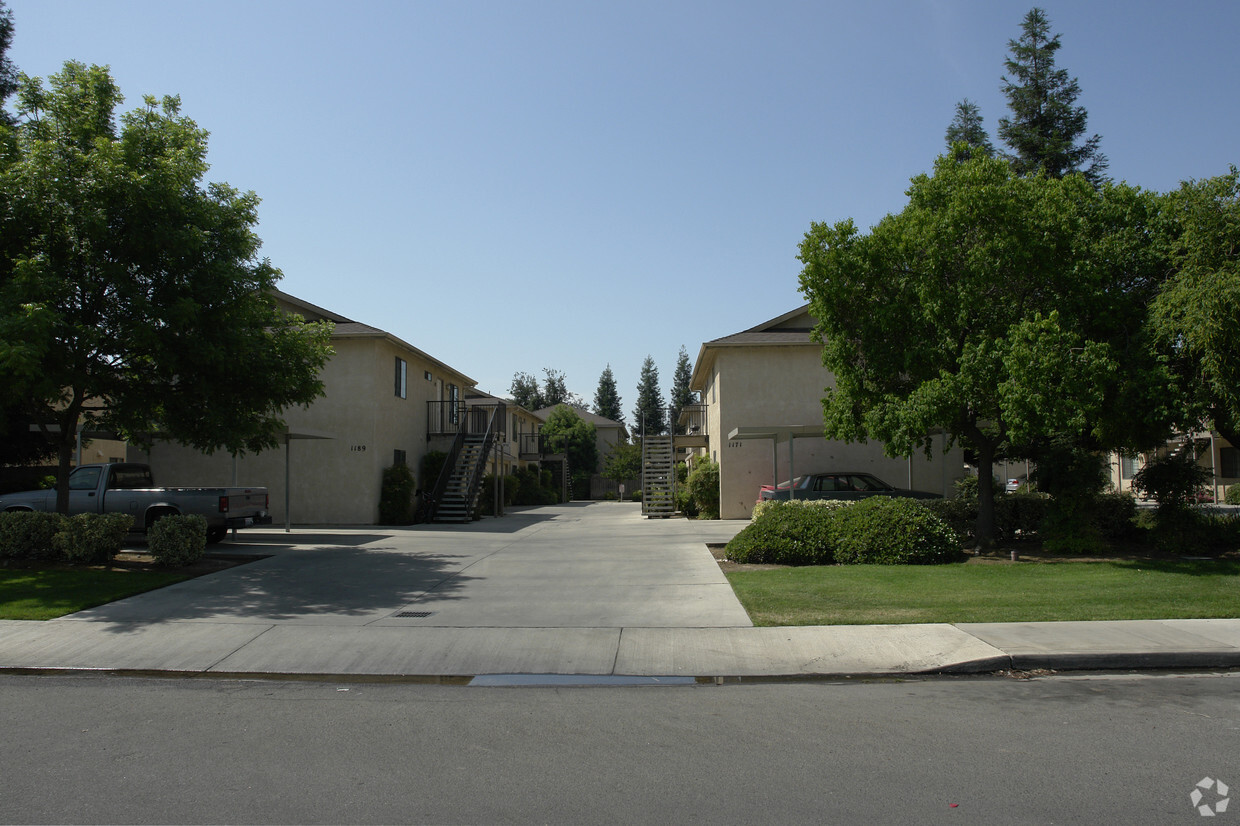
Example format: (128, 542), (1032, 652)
(668, 346), (697, 435)
(1150, 167), (1240, 448)
(508, 372), (544, 411)
(997, 7), (1107, 184)
(632, 355), (665, 437)
(509, 367), (582, 411)
(540, 404), (598, 498)
(798, 151), (1170, 544)
(592, 364), (623, 423)
(0, 62), (333, 512)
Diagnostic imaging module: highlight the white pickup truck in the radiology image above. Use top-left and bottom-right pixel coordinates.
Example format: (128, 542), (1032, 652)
(0, 463), (271, 543)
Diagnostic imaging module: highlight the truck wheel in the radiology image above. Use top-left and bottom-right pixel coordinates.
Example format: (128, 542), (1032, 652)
(206, 527), (227, 544)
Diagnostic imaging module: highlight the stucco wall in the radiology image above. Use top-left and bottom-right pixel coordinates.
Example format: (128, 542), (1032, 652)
(707, 345), (964, 519)
(132, 336), (470, 525)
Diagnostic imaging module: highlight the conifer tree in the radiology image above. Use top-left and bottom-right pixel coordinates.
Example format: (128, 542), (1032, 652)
(944, 99), (994, 160)
(668, 346), (697, 435)
(997, 7), (1107, 183)
(632, 356), (665, 437)
(592, 365), (624, 423)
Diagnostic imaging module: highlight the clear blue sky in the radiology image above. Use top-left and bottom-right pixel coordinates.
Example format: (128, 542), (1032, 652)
(8, 1), (1238, 412)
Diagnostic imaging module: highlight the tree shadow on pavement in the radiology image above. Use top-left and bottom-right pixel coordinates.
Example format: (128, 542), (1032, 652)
(71, 545), (478, 628)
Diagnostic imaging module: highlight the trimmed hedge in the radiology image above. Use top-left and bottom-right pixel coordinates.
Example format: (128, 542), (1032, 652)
(52, 513), (133, 565)
(726, 501), (847, 565)
(830, 498), (964, 565)
(148, 514), (207, 566)
(0, 511), (66, 560)
(727, 499), (961, 566)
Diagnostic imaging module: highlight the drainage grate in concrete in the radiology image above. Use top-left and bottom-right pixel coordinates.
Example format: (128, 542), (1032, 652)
(394, 611), (433, 618)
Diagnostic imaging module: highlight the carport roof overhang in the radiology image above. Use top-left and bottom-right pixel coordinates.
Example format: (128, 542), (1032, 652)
(727, 425), (824, 443)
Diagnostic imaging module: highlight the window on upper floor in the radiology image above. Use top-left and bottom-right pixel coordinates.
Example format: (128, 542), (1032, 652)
(1119, 455), (1140, 479)
(395, 357), (407, 399)
(448, 384), (459, 423)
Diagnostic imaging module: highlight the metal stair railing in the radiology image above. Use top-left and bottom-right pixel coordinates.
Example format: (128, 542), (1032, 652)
(427, 402), (506, 523)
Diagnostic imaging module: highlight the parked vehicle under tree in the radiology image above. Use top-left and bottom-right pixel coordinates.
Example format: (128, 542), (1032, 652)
(758, 472), (941, 503)
(0, 463), (270, 543)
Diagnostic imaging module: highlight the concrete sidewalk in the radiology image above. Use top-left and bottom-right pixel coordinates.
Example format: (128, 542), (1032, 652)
(2, 503), (1238, 680)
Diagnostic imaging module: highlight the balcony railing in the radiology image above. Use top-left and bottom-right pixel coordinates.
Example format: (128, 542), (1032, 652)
(427, 401), (464, 438)
(676, 404), (707, 437)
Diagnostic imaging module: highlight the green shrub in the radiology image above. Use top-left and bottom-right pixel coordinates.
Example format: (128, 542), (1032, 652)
(994, 493), (1049, 539)
(831, 498), (964, 565)
(924, 497), (974, 541)
(147, 514), (207, 566)
(1135, 507), (1240, 556)
(512, 465), (557, 506)
(53, 513), (133, 565)
(379, 464), (416, 524)
(1090, 492), (1138, 540)
(1225, 485), (1240, 506)
(1132, 452), (1211, 510)
(0, 511), (66, 559)
(684, 460), (720, 519)
(674, 485), (698, 518)
(725, 500), (844, 565)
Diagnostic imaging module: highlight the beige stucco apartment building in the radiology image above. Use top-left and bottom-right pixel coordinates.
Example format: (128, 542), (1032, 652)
(688, 305), (966, 519)
(128, 291), (476, 525)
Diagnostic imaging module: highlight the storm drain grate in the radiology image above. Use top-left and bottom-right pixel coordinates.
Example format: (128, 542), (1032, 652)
(395, 611), (434, 618)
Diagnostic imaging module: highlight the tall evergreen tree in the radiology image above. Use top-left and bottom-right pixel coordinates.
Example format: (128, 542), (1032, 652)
(0, 1), (16, 127)
(632, 356), (665, 437)
(997, 7), (1107, 184)
(668, 346), (697, 435)
(944, 99), (994, 160)
(593, 364), (624, 423)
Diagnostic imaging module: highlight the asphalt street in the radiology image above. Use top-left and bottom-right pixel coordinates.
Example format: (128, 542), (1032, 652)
(1, 670), (1236, 824)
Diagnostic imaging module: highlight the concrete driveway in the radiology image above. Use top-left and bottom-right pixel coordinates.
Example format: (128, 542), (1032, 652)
(66, 501), (754, 629)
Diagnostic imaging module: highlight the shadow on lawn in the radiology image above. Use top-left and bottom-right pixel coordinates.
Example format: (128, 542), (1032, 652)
(1105, 558), (1240, 577)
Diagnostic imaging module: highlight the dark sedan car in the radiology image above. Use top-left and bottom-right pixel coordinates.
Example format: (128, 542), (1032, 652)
(758, 472), (941, 502)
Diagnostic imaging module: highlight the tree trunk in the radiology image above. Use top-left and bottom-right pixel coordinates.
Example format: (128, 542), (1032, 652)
(53, 397), (84, 515)
(971, 435), (998, 550)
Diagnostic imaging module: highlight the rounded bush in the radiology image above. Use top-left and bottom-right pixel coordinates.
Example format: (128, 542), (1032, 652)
(147, 514), (207, 566)
(831, 498), (963, 565)
(53, 513), (133, 565)
(0, 511), (67, 560)
(725, 500), (847, 565)
(1226, 485), (1240, 506)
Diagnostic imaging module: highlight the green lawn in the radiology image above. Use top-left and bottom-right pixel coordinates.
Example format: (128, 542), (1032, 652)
(0, 568), (193, 620)
(725, 559), (1240, 626)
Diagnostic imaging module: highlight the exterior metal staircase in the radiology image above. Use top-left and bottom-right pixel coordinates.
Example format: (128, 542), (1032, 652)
(641, 435), (675, 518)
(426, 403), (504, 523)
